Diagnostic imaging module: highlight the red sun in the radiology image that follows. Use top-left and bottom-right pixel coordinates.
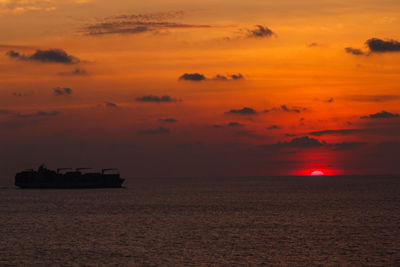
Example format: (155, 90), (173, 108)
(311, 170), (325, 176)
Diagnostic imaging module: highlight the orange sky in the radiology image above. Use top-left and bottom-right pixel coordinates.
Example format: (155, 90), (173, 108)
(1, 0), (400, 177)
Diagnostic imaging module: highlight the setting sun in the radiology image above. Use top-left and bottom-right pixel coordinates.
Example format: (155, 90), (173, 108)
(311, 170), (325, 176)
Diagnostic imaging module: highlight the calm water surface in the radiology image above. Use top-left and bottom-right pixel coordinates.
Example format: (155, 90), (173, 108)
(1, 176), (399, 266)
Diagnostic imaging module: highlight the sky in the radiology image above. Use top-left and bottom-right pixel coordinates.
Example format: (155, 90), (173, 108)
(1, 0), (400, 178)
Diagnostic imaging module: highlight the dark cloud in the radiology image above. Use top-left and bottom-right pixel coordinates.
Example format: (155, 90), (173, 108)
(266, 105), (306, 113)
(267, 125), (281, 130)
(228, 122), (243, 127)
(203, 73), (245, 81)
(211, 124), (223, 128)
(345, 47), (365, 55)
(179, 73), (206, 81)
(348, 95), (400, 102)
(159, 118), (178, 123)
(0, 109), (12, 115)
(309, 129), (362, 136)
(16, 111), (60, 119)
(366, 38), (400, 53)
(136, 95), (177, 102)
(110, 11), (186, 21)
(226, 107), (257, 115)
(138, 126), (170, 135)
(58, 68), (88, 76)
(104, 102), (118, 108)
(325, 97), (334, 103)
(213, 74), (228, 81)
(7, 49), (79, 64)
(12, 91), (34, 97)
(210, 122), (244, 128)
(331, 142), (367, 151)
(308, 42), (319, 47)
(230, 73), (244, 80)
(82, 13), (210, 36)
(281, 105), (299, 113)
(235, 130), (264, 139)
(53, 87), (72, 96)
(360, 111), (399, 119)
(262, 136), (325, 149)
(248, 25), (274, 38)
(282, 136), (325, 148)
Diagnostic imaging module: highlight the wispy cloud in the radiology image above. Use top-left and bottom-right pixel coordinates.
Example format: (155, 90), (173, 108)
(360, 111), (399, 119)
(82, 11), (210, 36)
(309, 129), (362, 136)
(136, 95), (177, 102)
(138, 126), (170, 135)
(159, 118), (178, 123)
(58, 68), (88, 76)
(104, 102), (118, 108)
(347, 95), (400, 102)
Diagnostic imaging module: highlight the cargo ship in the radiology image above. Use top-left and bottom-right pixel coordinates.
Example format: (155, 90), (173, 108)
(15, 164), (125, 189)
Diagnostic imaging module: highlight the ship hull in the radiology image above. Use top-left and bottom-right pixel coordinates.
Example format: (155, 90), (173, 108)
(15, 168), (125, 189)
(15, 180), (124, 189)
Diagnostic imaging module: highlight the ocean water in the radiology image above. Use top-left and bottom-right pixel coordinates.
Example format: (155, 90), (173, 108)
(0, 176), (399, 266)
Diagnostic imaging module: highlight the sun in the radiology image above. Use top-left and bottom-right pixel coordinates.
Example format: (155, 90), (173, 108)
(311, 170), (325, 176)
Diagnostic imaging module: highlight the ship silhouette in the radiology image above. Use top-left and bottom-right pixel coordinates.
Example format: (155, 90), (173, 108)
(15, 164), (125, 189)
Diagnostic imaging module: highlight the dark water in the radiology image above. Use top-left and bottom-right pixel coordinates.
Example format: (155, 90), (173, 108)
(1, 176), (400, 266)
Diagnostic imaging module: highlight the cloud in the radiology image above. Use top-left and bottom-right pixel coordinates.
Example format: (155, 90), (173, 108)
(226, 107), (257, 115)
(110, 11), (186, 21)
(0, 0), (58, 13)
(247, 25), (274, 38)
(82, 11), (210, 36)
(210, 122), (244, 128)
(308, 42), (320, 47)
(136, 95), (177, 102)
(104, 102), (118, 108)
(159, 118), (178, 123)
(213, 74), (228, 81)
(360, 111), (399, 119)
(262, 136), (325, 149)
(138, 126), (170, 135)
(266, 105), (306, 113)
(189, 73), (245, 81)
(345, 47), (365, 55)
(325, 97), (334, 103)
(53, 87), (72, 96)
(16, 110), (60, 119)
(230, 74), (244, 80)
(331, 142), (367, 151)
(366, 38), (400, 53)
(309, 129), (362, 136)
(6, 49), (79, 64)
(58, 68), (88, 76)
(211, 124), (223, 128)
(12, 91), (34, 97)
(347, 95), (400, 102)
(235, 130), (264, 139)
(0, 109), (12, 115)
(179, 73), (206, 81)
(228, 122), (243, 127)
(267, 125), (281, 130)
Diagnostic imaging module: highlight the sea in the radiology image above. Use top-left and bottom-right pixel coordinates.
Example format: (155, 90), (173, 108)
(1, 175), (399, 266)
